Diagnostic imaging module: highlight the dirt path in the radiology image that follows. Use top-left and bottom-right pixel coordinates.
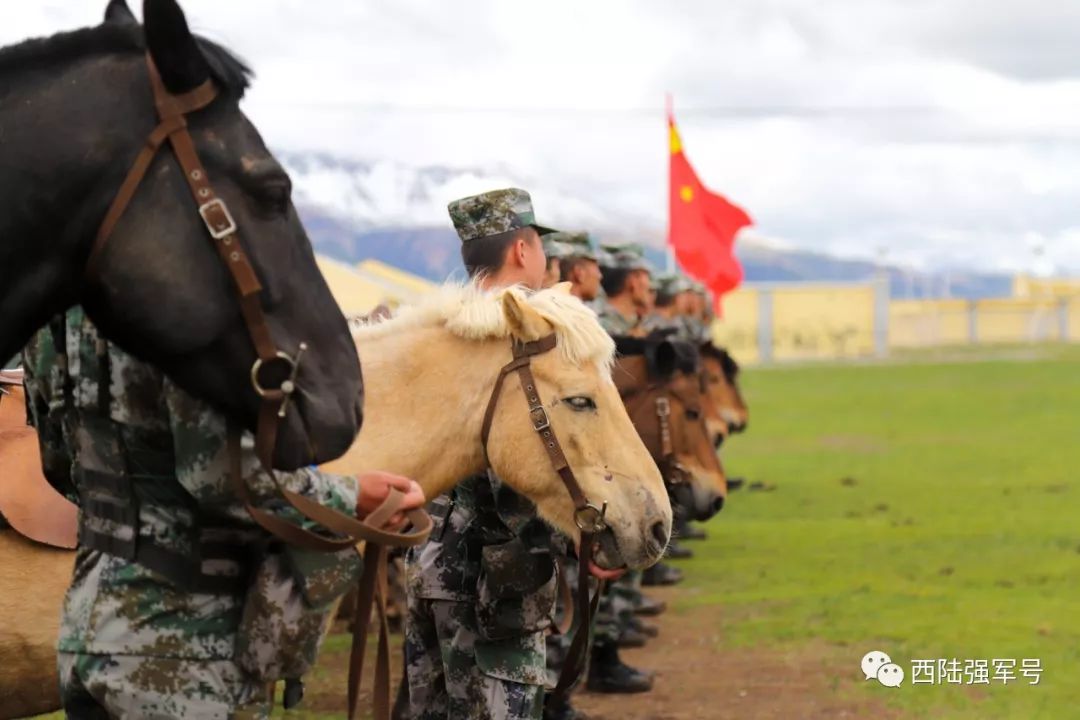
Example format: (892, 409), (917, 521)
(305, 584), (905, 720)
(573, 587), (904, 720)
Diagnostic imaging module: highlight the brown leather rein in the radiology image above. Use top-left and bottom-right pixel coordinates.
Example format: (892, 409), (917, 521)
(83, 55), (431, 720)
(479, 333), (607, 698)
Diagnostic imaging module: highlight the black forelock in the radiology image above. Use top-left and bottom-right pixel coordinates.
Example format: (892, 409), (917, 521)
(701, 342), (740, 380)
(0, 21), (252, 98)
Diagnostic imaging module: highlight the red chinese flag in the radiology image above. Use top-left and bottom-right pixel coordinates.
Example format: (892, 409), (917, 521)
(668, 112), (752, 312)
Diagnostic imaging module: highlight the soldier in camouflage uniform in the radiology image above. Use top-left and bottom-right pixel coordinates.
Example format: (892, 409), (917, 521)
(541, 233), (575, 289)
(556, 233), (603, 303)
(575, 250), (660, 699)
(593, 244), (654, 336)
(22, 307), (424, 719)
(642, 273), (696, 339)
(405, 188), (565, 720)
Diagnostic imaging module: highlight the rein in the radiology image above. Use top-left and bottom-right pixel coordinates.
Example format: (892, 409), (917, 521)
(84, 54), (431, 720)
(480, 333), (607, 697)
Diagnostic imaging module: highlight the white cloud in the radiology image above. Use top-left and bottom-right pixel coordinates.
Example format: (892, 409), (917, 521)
(5, 0), (1080, 273)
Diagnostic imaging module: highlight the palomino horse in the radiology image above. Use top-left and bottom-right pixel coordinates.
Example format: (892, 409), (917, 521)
(0, 285), (670, 716)
(700, 343), (749, 438)
(612, 338), (727, 522)
(326, 283), (672, 572)
(0, 371), (78, 718)
(0, 0), (361, 469)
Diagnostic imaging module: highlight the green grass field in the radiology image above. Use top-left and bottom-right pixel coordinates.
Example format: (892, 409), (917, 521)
(685, 345), (1080, 718)
(31, 346), (1080, 719)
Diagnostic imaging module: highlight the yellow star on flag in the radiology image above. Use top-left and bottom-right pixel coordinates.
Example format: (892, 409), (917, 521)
(680, 185), (694, 203)
(669, 124), (682, 154)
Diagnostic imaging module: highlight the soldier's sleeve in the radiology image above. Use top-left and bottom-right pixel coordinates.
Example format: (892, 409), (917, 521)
(163, 380), (360, 528)
(21, 323), (75, 496)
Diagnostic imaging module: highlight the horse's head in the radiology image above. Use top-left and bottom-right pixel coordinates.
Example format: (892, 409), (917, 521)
(701, 343), (749, 436)
(482, 287), (671, 571)
(613, 337), (727, 522)
(5, 0), (362, 468)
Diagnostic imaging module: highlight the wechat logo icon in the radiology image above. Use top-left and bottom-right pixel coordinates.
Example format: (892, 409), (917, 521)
(862, 650), (904, 687)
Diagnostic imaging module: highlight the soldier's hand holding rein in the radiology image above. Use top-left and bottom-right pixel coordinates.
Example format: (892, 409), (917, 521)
(355, 471), (426, 529)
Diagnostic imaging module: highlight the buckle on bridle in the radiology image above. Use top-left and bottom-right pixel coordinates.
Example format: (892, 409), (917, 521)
(655, 397), (671, 417)
(530, 406), (551, 432)
(198, 198), (238, 240)
(250, 343), (308, 417)
(574, 501), (608, 533)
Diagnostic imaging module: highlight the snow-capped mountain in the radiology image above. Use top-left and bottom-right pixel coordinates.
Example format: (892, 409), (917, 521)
(279, 151), (650, 234)
(279, 150), (1011, 298)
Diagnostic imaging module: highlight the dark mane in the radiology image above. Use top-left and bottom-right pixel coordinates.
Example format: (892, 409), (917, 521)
(701, 342), (740, 380)
(0, 21), (252, 97)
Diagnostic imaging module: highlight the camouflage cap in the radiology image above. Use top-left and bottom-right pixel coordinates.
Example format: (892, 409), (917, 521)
(447, 188), (555, 243)
(542, 234), (575, 260)
(598, 242), (653, 274)
(562, 232), (598, 261)
(654, 273), (694, 296)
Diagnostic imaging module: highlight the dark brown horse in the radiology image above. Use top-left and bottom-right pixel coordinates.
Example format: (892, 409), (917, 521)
(701, 343), (749, 438)
(0, 0), (360, 469)
(613, 337), (727, 521)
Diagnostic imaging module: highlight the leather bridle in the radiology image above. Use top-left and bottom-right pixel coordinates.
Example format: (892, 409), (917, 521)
(82, 54), (431, 720)
(480, 332), (607, 697)
(621, 382), (698, 485)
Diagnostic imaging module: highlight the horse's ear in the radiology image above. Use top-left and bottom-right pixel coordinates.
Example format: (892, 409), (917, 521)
(143, 0), (211, 93)
(551, 282), (572, 296)
(104, 0), (137, 24)
(501, 290), (550, 342)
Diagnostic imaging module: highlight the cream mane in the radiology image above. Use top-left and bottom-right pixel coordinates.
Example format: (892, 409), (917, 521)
(350, 283), (615, 374)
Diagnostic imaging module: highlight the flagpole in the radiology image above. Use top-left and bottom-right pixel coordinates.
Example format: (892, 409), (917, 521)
(665, 92), (674, 274)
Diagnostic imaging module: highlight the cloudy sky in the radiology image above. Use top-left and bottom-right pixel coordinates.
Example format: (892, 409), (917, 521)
(6, 1), (1080, 274)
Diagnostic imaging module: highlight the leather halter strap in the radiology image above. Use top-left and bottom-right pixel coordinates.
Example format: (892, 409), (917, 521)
(479, 333), (607, 697)
(86, 54), (432, 720)
(622, 383), (693, 485)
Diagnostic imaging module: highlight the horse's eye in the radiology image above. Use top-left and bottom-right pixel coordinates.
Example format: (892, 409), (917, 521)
(686, 408), (701, 421)
(564, 396), (597, 412)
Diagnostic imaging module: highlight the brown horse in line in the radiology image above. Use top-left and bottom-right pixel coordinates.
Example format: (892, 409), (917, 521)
(700, 343), (749, 440)
(612, 337), (727, 521)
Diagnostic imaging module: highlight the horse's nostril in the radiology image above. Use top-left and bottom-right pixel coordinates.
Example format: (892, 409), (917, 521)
(712, 496), (725, 514)
(650, 521), (669, 549)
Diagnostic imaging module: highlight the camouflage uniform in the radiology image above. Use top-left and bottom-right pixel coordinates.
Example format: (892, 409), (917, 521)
(643, 273), (699, 341)
(23, 308), (360, 719)
(405, 474), (562, 720)
(404, 188), (563, 720)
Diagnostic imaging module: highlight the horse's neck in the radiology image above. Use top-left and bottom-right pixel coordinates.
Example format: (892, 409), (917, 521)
(0, 57), (138, 362)
(325, 326), (503, 499)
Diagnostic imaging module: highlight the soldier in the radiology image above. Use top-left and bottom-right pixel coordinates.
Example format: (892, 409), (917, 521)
(558, 233), (603, 303)
(644, 273), (696, 338)
(542, 233), (575, 289)
(21, 306), (425, 719)
(594, 244), (654, 336)
(404, 188), (566, 720)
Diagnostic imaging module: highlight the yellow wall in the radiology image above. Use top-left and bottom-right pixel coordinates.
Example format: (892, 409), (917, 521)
(709, 281), (1080, 365)
(1013, 275), (1080, 299)
(770, 286), (876, 361)
(711, 288), (760, 364)
(889, 299), (971, 348)
(974, 299), (1063, 344)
